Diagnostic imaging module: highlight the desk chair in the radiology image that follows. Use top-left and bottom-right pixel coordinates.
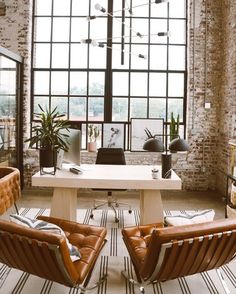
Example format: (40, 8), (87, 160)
(122, 218), (236, 294)
(90, 148), (132, 223)
(0, 216), (107, 293)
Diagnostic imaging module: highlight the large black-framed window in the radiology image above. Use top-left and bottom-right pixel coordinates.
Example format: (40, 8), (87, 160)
(32, 0), (187, 150)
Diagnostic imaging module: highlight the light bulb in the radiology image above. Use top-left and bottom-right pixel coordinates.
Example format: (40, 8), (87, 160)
(138, 54), (147, 59)
(91, 40), (98, 47)
(86, 15), (97, 21)
(136, 32), (143, 38)
(95, 3), (106, 13)
(80, 39), (92, 44)
(157, 31), (170, 37)
(155, 0), (169, 3)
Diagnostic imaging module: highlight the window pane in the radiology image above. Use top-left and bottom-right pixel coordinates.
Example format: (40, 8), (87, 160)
(150, 45), (167, 70)
(72, 0), (88, 16)
(150, 19), (168, 44)
(113, 72), (128, 96)
(149, 73), (166, 96)
(168, 99), (184, 121)
(69, 97), (86, 121)
(70, 44), (88, 68)
(51, 97), (68, 116)
(90, 18), (107, 43)
(70, 72), (87, 95)
(112, 18), (122, 40)
(131, 19), (149, 44)
(88, 98), (104, 121)
(53, 0), (70, 16)
(89, 46), (106, 69)
(0, 56), (16, 68)
(34, 17), (51, 42)
(169, 20), (186, 44)
(149, 98), (166, 119)
(35, 0), (52, 16)
(130, 0), (148, 17)
(169, 0), (186, 18)
(168, 73), (184, 97)
(169, 46), (185, 70)
(130, 98), (147, 118)
(33, 96), (49, 115)
(34, 71), (50, 95)
(0, 70), (16, 94)
(130, 73), (147, 96)
(34, 44), (50, 68)
(112, 98), (128, 121)
(151, 1), (168, 18)
(51, 71), (68, 95)
(130, 45), (148, 70)
(71, 18), (88, 42)
(89, 72), (104, 95)
(52, 18), (70, 42)
(51, 44), (69, 68)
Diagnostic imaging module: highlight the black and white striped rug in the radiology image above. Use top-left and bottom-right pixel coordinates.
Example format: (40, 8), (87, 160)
(0, 208), (236, 294)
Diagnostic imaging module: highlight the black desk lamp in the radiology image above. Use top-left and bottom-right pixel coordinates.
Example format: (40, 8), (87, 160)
(143, 132), (189, 178)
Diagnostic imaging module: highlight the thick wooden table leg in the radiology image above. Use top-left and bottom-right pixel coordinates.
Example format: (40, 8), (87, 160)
(140, 190), (164, 225)
(50, 188), (77, 221)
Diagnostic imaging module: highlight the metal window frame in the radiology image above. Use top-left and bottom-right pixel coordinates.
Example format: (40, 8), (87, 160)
(31, 0), (187, 150)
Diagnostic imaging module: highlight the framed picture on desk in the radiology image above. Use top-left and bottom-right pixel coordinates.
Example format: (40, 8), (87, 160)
(102, 123), (125, 149)
(130, 118), (164, 151)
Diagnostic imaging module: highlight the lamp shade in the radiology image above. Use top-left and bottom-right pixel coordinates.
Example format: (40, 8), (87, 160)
(143, 138), (164, 152)
(169, 137), (189, 152)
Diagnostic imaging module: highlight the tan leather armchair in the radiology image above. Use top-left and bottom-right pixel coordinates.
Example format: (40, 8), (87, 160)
(0, 167), (21, 215)
(0, 215), (107, 293)
(122, 219), (236, 294)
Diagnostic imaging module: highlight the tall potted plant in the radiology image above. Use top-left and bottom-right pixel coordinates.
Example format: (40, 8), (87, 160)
(87, 124), (100, 152)
(25, 105), (70, 174)
(170, 112), (179, 141)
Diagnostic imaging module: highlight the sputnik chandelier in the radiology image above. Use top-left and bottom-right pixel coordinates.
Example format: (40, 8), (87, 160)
(81, 0), (170, 63)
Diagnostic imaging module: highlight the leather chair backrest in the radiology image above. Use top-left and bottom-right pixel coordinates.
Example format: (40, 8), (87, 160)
(96, 148), (126, 165)
(140, 218), (236, 282)
(0, 220), (78, 287)
(0, 167), (21, 215)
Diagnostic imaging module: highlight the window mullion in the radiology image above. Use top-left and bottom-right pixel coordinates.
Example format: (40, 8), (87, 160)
(104, 0), (113, 122)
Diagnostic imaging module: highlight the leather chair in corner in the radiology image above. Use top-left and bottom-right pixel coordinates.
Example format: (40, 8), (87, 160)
(0, 167), (21, 215)
(0, 215), (107, 293)
(122, 218), (236, 294)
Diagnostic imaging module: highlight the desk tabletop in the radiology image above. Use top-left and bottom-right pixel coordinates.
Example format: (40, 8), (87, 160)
(32, 164), (182, 190)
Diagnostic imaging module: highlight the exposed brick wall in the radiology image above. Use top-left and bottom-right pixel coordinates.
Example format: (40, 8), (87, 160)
(216, 0), (236, 194)
(1, 0), (235, 193)
(0, 0), (33, 168)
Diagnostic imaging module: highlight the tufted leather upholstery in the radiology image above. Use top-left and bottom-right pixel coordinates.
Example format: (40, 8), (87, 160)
(0, 167), (21, 215)
(0, 216), (107, 287)
(122, 218), (236, 283)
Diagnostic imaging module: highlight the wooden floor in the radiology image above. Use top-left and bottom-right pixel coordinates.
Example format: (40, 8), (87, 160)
(15, 188), (226, 220)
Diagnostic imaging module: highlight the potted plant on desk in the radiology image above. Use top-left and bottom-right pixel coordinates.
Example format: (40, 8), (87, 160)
(87, 124), (100, 152)
(25, 105), (70, 175)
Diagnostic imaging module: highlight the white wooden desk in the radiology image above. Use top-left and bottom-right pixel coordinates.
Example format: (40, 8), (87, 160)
(32, 164), (182, 225)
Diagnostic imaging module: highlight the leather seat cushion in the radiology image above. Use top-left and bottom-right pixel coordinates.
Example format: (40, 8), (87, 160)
(122, 223), (162, 267)
(38, 216), (107, 283)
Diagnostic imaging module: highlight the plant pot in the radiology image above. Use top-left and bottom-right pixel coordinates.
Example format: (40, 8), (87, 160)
(39, 149), (57, 175)
(87, 142), (97, 152)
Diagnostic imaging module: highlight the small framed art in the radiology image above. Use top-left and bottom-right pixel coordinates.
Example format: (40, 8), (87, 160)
(102, 123), (125, 149)
(130, 118), (164, 151)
